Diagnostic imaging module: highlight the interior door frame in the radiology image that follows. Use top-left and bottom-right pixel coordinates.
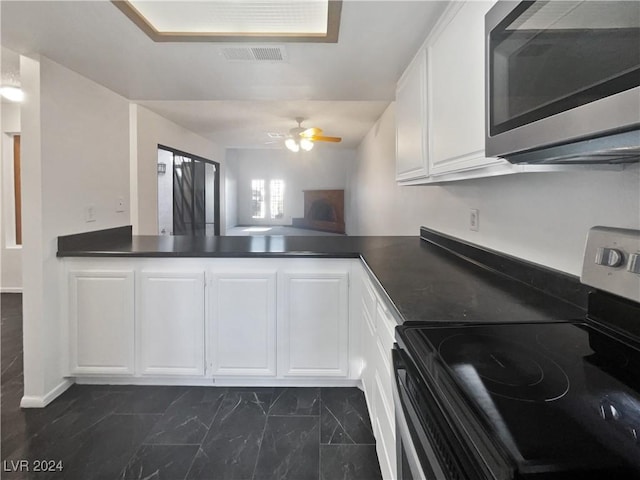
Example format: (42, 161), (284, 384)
(158, 144), (220, 236)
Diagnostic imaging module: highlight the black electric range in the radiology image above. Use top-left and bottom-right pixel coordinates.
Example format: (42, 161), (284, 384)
(393, 227), (640, 480)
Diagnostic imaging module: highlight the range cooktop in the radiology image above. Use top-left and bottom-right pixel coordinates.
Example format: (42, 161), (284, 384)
(401, 320), (640, 476)
(394, 227), (640, 479)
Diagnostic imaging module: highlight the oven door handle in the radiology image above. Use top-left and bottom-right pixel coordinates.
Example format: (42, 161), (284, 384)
(392, 374), (429, 480)
(393, 347), (450, 480)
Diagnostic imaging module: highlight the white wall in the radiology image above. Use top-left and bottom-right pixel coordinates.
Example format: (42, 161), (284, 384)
(225, 149), (238, 229)
(1, 102), (22, 291)
(20, 55), (130, 405)
(157, 148), (173, 234)
(348, 103), (640, 276)
(133, 105), (225, 235)
(232, 147), (355, 226)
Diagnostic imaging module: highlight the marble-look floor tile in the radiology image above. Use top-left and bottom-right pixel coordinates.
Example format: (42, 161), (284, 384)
(120, 444), (200, 480)
(320, 444), (383, 480)
(269, 388), (320, 416)
(57, 414), (161, 480)
(320, 388), (375, 445)
(18, 390), (134, 462)
(253, 416), (320, 480)
(1, 385), (86, 460)
(144, 387), (227, 445)
(115, 386), (189, 415)
(186, 390), (272, 480)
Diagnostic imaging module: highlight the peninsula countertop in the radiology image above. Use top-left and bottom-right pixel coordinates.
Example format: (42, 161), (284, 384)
(57, 226), (588, 324)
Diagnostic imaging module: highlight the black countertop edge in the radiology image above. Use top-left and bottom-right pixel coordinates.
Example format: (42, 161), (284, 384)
(59, 251), (362, 259)
(58, 225), (132, 254)
(419, 226), (590, 309)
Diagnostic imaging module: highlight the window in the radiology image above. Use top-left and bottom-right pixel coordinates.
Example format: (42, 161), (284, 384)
(251, 179), (265, 219)
(270, 179), (284, 219)
(251, 179), (285, 220)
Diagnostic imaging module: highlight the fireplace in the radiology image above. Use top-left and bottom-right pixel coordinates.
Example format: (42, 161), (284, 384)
(292, 189), (345, 234)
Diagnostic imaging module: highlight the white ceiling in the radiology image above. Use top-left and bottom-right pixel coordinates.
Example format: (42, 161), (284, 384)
(1, 1), (448, 149)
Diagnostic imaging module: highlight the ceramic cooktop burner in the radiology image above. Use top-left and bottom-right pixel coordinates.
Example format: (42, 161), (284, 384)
(438, 333), (570, 402)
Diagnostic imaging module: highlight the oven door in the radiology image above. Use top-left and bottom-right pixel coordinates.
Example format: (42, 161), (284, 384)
(392, 347), (446, 480)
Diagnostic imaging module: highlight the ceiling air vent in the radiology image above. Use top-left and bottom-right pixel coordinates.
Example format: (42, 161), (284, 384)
(221, 46), (288, 63)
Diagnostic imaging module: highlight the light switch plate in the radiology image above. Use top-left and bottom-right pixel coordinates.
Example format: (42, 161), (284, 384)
(85, 204), (96, 222)
(469, 209), (479, 231)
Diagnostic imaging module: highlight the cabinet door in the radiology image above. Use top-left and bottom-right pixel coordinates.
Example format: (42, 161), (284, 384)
(396, 48), (429, 182)
(278, 271), (349, 376)
(210, 272), (277, 376)
(428, 1), (505, 176)
(138, 271), (205, 376)
(69, 270), (134, 375)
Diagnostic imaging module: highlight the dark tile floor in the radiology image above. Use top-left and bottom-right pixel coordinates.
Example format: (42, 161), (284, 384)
(1, 294), (383, 480)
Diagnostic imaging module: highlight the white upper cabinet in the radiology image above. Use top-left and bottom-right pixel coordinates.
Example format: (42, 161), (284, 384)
(396, 48), (429, 182)
(396, 0), (510, 183)
(427, 1), (504, 177)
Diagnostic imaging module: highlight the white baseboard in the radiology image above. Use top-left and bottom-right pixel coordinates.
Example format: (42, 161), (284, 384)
(1, 287), (23, 293)
(20, 378), (74, 408)
(74, 376), (361, 388)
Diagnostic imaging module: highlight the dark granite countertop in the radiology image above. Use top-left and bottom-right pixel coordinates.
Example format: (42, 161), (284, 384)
(57, 226), (588, 324)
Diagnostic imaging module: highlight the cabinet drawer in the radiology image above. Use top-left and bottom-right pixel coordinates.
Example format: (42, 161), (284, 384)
(375, 303), (396, 352)
(375, 337), (393, 415)
(361, 276), (377, 324)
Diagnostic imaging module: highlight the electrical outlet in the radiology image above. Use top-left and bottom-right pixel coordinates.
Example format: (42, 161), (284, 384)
(469, 209), (479, 231)
(116, 196), (125, 213)
(85, 204), (96, 223)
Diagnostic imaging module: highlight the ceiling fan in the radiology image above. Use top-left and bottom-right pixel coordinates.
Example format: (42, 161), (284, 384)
(284, 117), (342, 152)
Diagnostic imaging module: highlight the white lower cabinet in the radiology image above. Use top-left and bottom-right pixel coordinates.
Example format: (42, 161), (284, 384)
(278, 269), (349, 377)
(68, 270), (134, 375)
(374, 370), (396, 480)
(138, 271), (205, 376)
(66, 258), (395, 478)
(358, 267), (398, 480)
(210, 271), (277, 376)
(66, 259), (355, 381)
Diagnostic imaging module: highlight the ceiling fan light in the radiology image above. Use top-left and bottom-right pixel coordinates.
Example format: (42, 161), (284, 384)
(300, 138), (314, 151)
(285, 138), (300, 152)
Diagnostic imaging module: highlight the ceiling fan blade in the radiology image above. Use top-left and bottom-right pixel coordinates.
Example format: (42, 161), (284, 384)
(301, 127), (323, 137)
(308, 135), (342, 143)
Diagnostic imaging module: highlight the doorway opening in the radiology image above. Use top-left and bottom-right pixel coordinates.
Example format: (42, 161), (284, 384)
(157, 145), (220, 236)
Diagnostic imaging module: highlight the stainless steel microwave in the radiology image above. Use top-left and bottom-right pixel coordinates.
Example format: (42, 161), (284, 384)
(485, 1), (640, 164)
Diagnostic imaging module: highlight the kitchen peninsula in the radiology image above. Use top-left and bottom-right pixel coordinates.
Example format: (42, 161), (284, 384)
(58, 225), (587, 324)
(57, 225), (587, 479)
